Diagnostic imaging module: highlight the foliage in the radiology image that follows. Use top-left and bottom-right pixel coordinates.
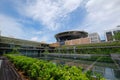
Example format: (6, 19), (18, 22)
(5, 54), (105, 80)
(8, 47), (20, 54)
(61, 41), (120, 48)
(44, 49), (49, 54)
(54, 41), (120, 54)
(113, 32), (120, 41)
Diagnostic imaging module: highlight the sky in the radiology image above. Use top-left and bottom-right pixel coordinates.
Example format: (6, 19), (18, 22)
(0, 0), (120, 43)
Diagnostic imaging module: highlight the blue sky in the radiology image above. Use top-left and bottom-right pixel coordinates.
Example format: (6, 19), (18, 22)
(0, 0), (120, 43)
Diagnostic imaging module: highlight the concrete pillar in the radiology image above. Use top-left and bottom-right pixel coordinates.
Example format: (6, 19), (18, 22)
(74, 46), (76, 54)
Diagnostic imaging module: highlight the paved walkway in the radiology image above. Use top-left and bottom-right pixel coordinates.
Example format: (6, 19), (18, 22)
(0, 57), (23, 80)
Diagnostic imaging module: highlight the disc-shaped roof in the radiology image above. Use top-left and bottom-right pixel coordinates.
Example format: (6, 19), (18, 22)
(55, 31), (88, 42)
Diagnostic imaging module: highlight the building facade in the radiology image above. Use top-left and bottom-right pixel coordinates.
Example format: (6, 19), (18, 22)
(65, 37), (90, 45)
(105, 26), (120, 41)
(88, 33), (101, 43)
(54, 31), (102, 46)
(0, 36), (49, 55)
(49, 42), (60, 47)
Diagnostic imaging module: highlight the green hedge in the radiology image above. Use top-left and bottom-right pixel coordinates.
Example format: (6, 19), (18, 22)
(61, 41), (120, 48)
(5, 54), (84, 80)
(5, 54), (105, 80)
(54, 41), (120, 54)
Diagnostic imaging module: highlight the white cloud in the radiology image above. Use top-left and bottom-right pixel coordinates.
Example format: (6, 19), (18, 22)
(31, 36), (38, 41)
(39, 36), (49, 43)
(33, 31), (43, 35)
(18, 0), (83, 30)
(86, 0), (120, 22)
(0, 14), (46, 42)
(0, 13), (57, 43)
(80, 0), (120, 39)
(0, 14), (24, 38)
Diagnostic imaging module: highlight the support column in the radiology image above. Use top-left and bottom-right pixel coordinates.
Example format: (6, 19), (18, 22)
(74, 46), (76, 54)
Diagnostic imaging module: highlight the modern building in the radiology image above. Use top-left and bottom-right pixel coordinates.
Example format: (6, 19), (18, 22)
(88, 33), (101, 43)
(49, 42), (60, 47)
(55, 31), (88, 45)
(0, 36), (49, 55)
(55, 31), (88, 42)
(54, 31), (92, 46)
(105, 25), (120, 41)
(65, 37), (90, 45)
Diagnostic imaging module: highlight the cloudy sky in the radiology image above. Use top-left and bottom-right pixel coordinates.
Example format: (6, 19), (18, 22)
(0, 0), (120, 43)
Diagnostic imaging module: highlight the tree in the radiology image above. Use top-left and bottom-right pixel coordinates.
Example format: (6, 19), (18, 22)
(113, 32), (120, 41)
(9, 47), (20, 54)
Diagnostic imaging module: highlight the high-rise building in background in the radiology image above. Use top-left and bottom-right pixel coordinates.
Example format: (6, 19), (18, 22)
(105, 25), (120, 41)
(88, 33), (101, 43)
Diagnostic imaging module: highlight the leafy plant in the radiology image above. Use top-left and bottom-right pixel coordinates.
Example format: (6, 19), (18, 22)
(4, 54), (106, 80)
